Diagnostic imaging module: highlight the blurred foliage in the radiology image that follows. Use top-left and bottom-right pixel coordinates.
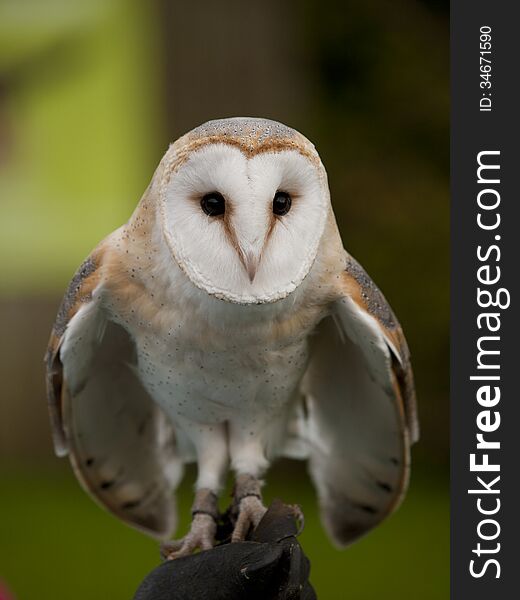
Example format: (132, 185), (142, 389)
(0, 0), (162, 291)
(0, 0), (448, 598)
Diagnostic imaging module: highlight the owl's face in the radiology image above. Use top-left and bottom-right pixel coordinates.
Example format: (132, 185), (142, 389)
(159, 121), (330, 304)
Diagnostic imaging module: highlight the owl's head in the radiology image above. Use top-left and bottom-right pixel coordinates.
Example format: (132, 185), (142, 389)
(157, 118), (330, 304)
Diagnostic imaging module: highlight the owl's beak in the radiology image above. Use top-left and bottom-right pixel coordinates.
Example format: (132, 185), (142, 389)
(241, 247), (260, 283)
(230, 223), (265, 284)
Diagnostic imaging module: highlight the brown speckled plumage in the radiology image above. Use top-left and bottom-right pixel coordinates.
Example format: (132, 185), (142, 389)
(182, 117), (311, 154)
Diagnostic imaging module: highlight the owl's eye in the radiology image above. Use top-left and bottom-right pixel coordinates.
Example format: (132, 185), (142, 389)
(201, 192), (225, 216)
(272, 191), (292, 216)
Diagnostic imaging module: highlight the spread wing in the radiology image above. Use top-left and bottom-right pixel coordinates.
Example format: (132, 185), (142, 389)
(45, 248), (182, 540)
(301, 254), (419, 547)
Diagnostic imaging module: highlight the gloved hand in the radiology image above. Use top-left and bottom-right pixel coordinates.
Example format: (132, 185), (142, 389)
(133, 499), (316, 600)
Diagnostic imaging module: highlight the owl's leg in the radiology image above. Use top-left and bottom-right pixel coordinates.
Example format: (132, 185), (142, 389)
(161, 422), (228, 560)
(160, 489), (218, 559)
(231, 473), (268, 542)
(229, 427), (269, 542)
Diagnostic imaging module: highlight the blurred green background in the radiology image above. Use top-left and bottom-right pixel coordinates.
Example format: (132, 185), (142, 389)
(0, 0), (448, 598)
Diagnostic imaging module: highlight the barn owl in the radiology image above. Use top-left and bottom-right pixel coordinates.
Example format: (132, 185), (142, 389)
(45, 118), (418, 558)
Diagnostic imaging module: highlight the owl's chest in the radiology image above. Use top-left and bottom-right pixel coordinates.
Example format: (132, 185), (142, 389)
(130, 309), (315, 424)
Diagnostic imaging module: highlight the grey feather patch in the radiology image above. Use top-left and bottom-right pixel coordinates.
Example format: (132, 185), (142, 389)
(188, 117), (300, 150)
(345, 256), (397, 329)
(54, 257), (97, 338)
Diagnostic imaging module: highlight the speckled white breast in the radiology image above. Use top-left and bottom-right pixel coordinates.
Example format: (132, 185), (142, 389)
(133, 316), (311, 428)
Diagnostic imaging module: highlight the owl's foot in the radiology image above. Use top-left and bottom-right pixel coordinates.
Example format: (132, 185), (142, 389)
(161, 489), (218, 560)
(161, 513), (217, 559)
(231, 474), (268, 542)
(231, 495), (268, 542)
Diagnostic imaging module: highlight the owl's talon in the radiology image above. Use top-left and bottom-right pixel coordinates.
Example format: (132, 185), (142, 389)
(161, 513), (216, 560)
(231, 495), (267, 542)
(289, 503), (305, 535)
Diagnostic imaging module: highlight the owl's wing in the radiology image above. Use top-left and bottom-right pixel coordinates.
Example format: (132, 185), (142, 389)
(300, 254), (418, 547)
(45, 249), (182, 540)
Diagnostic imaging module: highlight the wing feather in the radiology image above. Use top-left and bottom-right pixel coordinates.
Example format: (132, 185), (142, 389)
(301, 254), (418, 547)
(341, 255), (418, 441)
(44, 247), (181, 539)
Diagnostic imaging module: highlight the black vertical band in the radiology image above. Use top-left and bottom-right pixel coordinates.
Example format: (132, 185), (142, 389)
(452, 2), (520, 597)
